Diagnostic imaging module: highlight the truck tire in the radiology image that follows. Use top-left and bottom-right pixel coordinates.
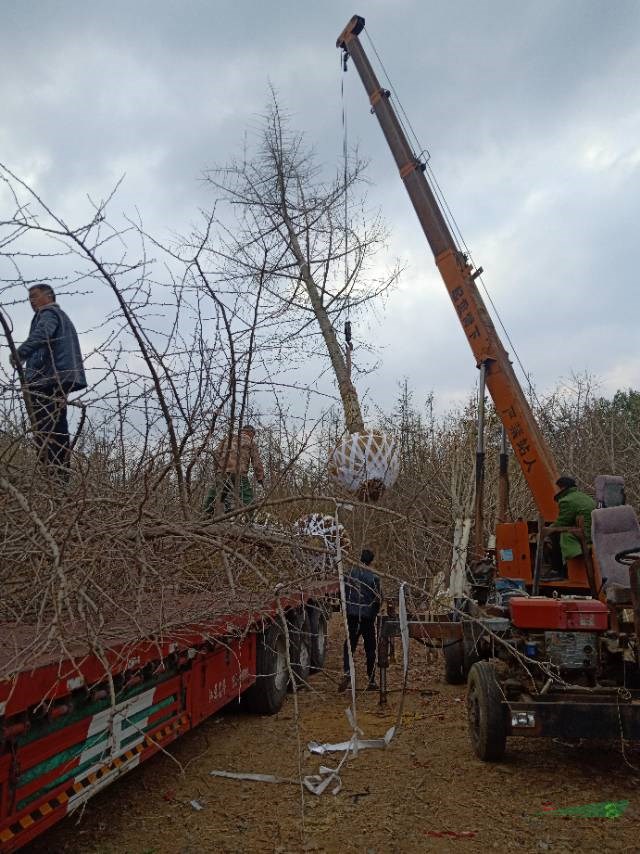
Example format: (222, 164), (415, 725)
(308, 604), (328, 672)
(243, 623), (289, 715)
(288, 609), (312, 687)
(443, 640), (466, 684)
(467, 661), (507, 761)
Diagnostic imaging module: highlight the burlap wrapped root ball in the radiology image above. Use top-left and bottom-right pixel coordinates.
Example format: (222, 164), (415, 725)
(328, 429), (400, 501)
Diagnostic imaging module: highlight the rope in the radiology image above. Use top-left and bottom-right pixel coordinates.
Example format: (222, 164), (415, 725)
(340, 51), (349, 301)
(340, 51), (353, 379)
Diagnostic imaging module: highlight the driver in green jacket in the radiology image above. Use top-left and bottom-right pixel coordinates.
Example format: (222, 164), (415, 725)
(546, 476), (596, 578)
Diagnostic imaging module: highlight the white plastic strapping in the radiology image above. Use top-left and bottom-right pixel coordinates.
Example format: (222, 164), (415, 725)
(328, 430), (400, 494)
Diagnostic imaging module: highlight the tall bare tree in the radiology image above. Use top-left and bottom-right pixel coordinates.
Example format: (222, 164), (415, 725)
(195, 96), (399, 435)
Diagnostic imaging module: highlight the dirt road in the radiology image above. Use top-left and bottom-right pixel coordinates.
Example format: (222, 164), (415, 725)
(26, 618), (640, 854)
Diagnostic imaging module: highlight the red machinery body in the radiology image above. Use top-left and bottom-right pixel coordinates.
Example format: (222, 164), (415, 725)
(509, 597), (609, 632)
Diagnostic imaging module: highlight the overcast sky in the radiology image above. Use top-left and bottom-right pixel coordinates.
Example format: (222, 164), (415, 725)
(2, 0), (639, 422)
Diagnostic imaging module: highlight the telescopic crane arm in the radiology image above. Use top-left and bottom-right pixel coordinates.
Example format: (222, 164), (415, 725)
(337, 15), (559, 521)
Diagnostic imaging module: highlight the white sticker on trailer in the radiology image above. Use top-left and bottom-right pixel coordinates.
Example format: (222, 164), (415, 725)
(78, 688), (155, 766)
(85, 688), (156, 739)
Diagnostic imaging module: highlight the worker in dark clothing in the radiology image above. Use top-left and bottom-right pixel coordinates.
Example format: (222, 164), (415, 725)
(339, 549), (382, 692)
(10, 284), (86, 478)
(544, 476), (596, 579)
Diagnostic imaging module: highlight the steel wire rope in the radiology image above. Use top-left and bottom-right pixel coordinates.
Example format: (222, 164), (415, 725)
(424, 158), (542, 406)
(340, 52), (350, 320)
(362, 28), (464, 254)
(340, 52), (353, 375)
(361, 25), (544, 409)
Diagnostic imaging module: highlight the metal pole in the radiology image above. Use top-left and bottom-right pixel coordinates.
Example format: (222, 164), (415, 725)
(473, 363), (486, 561)
(497, 425), (510, 523)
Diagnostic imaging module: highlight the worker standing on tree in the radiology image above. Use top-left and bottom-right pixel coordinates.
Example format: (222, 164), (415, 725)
(339, 549), (382, 692)
(204, 424), (265, 515)
(10, 284), (86, 479)
(545, 476), (596, 579)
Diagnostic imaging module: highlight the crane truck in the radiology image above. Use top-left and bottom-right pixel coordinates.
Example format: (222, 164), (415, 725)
(338, 13), (640, 760)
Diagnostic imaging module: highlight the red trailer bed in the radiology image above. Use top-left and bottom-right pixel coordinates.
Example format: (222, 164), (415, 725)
(0, 578), (338, 851)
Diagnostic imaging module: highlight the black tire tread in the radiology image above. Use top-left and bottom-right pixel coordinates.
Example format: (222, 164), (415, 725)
(308, 604), (328, 672)
(443, 640), (466, 684)
(467, 661), (507, 761)
(288, 610), (312, 687)
(243, 623), (288, 715)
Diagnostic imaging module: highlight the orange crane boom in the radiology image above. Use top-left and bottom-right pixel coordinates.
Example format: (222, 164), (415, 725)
(337, 15), (559, 522)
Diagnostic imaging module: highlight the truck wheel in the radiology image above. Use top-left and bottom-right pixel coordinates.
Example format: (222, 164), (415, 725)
(288, 610), (312, 687)
(308, 605), (328, 672)
(463, 637), (480, 672)
(243, 623), (289, 715)
(467, 661), (507, 761)
(443, 640), (466, 684)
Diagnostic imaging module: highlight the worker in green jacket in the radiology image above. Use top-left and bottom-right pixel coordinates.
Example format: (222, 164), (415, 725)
(545, 476), (596, 578)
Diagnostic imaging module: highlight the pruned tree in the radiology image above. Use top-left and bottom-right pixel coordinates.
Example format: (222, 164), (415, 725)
(194, 95), (399, 435)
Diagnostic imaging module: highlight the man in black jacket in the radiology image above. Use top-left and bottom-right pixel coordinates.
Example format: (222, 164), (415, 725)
(11, 284), (86, 476)
(339, 549), (382, 692)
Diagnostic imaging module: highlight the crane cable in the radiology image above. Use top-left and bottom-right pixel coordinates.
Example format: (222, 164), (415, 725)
(340, 51), (354, 380)
(361, 25), (542, 408)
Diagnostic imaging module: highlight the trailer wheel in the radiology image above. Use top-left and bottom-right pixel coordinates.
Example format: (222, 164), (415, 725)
(443, 640), (466, 684)
(288, 610), (312, 687)
(308, 605), (328, 672)
(244, 623), (289, 715)
(467, 661), (507, 761)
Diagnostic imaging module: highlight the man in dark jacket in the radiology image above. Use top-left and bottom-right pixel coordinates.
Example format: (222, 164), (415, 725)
(339, 549), (382, 692)
(11, 284), (86, 475)
(544, 476), (596, 579)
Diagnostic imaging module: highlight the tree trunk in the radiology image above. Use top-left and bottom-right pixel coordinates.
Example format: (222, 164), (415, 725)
(281, 215), (365, 434)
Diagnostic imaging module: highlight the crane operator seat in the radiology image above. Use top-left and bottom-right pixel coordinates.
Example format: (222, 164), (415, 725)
(591, 477), (640, 604)
(594, 474), (625, 509)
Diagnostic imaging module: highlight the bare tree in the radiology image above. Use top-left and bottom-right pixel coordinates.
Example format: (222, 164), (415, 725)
(194, 95), (399, 435)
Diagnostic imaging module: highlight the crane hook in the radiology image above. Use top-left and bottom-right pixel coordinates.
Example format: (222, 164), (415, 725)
(344, 320), (353, 349)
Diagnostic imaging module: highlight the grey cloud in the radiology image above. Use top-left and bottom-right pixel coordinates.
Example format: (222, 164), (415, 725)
(2, 0), (639, 417)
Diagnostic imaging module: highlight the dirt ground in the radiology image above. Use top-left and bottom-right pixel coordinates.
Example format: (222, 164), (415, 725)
(25, 616), (640, 854)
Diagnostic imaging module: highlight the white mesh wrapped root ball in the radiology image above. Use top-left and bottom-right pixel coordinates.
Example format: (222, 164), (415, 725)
(293, 513), (351, 573)
(328, 429), (400, 501)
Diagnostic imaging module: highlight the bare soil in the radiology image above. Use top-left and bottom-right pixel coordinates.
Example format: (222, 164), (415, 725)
(25, 617), (640, 854)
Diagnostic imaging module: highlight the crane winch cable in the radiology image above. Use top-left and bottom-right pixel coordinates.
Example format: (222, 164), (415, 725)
(340, 49), (354, 378)
(359, 24), (542, 408)
(362, 28), (464, 254)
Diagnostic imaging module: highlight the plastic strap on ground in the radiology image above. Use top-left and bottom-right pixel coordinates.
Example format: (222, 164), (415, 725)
(209, 767), (343, 797)
(303, 763), (344, 796)
(209, 770), (297, 784)
(308, 583), (410, 757)
(308, 728), (395, 755)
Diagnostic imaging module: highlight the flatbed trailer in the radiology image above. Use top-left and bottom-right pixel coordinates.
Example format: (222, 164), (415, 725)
(0, 579), (338, 852)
